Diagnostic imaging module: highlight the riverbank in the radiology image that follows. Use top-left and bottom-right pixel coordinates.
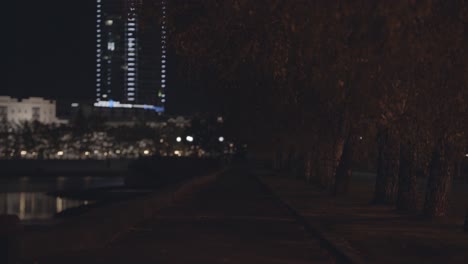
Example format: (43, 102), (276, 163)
(0, 159), (131, 177)
(19, 168), (227, 262)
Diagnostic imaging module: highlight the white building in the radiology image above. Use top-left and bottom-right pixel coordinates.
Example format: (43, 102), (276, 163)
(0, 96), (59, 124)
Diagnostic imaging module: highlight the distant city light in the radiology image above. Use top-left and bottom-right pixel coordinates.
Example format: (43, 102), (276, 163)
(57, 151), (64, 156)
(94, 100), (165, 113)
(176, 137), (182, 142)
(465, 153), (468, 158)
(359, 136), (363, 140)
(143, 150), (150, 155)
(85, 151), (90, 156)
(174, 150), (181, 156)
(20, 151), (27, 156)
(186, 136), (194, 142)
(218, 137), (225, 142)
(160, 139), (164, 143)
(71, 103), (79, 107)
(116, 150), (121, 154)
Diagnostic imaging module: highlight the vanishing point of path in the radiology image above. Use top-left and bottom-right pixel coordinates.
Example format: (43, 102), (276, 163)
(39, 168), (333, 263)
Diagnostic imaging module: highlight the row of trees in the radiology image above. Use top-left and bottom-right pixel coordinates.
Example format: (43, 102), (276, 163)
(168, 0), (467, 219)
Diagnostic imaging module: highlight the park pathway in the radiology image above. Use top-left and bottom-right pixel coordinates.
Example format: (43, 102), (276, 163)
(38, 167), (333, 263)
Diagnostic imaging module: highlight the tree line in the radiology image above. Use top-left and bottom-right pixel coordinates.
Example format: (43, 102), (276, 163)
(167, 0), (468, 220)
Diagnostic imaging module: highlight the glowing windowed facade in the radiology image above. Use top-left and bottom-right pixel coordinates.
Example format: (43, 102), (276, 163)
(95, 0), (167, 113)
(160, 1), (167, 103)
(95, 0), (125, 103)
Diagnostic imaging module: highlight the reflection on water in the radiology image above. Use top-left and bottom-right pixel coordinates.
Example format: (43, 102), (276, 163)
(0, 192), (91, 220)
(0, 176), (124, 193)
(0, 176), (124, 221)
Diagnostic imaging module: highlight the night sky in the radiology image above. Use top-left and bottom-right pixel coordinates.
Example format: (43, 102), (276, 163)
(4, 0), (200, 114)
(5, 0), (96, 101)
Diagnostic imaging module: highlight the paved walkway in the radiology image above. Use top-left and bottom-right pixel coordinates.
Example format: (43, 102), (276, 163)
(38, 168), (332, 263)
(260, 173), (468, 264)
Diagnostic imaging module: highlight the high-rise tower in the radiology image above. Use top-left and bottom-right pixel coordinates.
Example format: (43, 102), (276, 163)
(94, 0), (167, 113)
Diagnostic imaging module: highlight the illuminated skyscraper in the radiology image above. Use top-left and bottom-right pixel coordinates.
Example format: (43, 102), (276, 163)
(95, 0), (167, 113)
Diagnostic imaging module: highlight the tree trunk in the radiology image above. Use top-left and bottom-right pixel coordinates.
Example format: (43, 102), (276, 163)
(333, 136), (353, 196)
(329, 137), (345, 189)
(423, 142), (454, 218)
(292, 152), (304, 179)
(317, 151), (327, 187)
(314, 151), (322, 185)
(317, 145), (332, 189)
(304, 151), (313, 183)
(319, 139), (345, 191)
(273, 147), (283, 171)
(454, 161), (462, 181)
(279, 147), (290, 173)
(373, 128), (400, 204)
(285, 148), (295, 174)
(464, 208), (468, 232)
(334, 137), (346, 173)
(396, 141), (417, 212)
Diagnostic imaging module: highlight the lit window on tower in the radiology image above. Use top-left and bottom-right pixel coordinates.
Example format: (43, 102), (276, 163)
(107, 42), (115, 51)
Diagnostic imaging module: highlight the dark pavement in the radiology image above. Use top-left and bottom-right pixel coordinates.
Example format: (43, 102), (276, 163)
(38, 168), (332, 263)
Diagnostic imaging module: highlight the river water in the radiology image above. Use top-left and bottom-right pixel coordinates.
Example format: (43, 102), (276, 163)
(0, 176), (124, 223)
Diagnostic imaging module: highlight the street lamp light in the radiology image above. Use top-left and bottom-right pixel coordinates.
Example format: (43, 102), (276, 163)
(176, 137), (182, 142)
(186, 136), (194, 142)
(218, 137), (224, 143)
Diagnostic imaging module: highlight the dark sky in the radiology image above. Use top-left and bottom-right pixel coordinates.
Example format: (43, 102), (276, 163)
(5, 0), (96, 101)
